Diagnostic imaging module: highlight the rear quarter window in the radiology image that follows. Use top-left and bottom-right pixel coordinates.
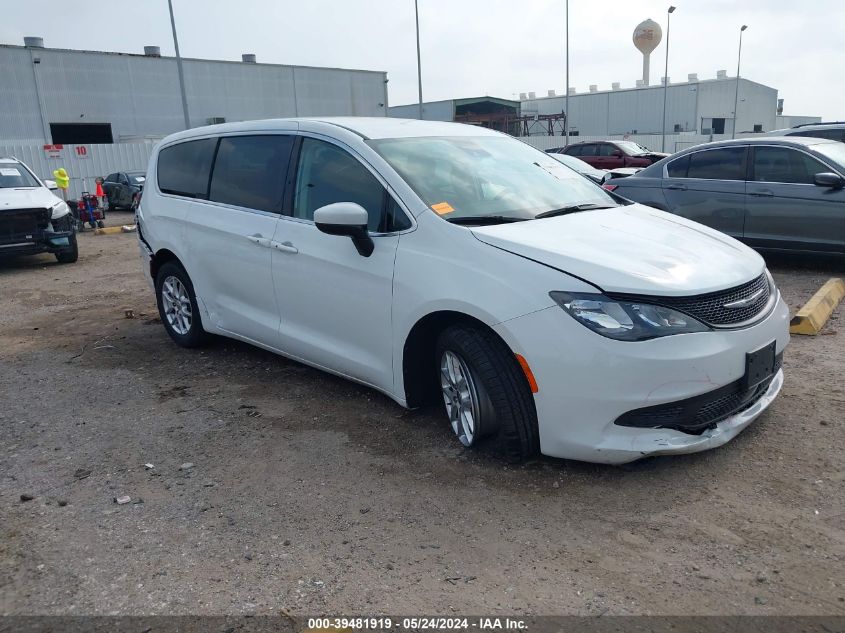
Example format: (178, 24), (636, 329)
(157, 138), (217, 198)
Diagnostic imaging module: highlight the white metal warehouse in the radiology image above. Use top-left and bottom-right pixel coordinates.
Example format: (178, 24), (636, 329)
(520, 72), (778, 137)
(0, 38), (389, 145)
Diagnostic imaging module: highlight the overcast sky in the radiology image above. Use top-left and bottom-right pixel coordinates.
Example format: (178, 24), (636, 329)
(1, 0), (841, 120)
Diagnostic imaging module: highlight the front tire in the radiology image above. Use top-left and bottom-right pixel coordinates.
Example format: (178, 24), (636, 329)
(155, 261), (208, 348)
(55, 232), (78, 264)
(436, 325), (540, 462)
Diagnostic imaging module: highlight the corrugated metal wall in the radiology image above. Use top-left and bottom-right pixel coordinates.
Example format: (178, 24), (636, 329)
(388, 100), (455, 121)
(0, 141), (155, 199)
(0, 45), (389, 144)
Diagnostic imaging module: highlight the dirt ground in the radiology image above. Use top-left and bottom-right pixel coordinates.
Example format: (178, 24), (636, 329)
(1, 210), (844, 616)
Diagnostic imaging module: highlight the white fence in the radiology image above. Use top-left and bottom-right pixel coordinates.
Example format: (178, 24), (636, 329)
(519, 132), (765, 154)
(0, 141), (157, 200)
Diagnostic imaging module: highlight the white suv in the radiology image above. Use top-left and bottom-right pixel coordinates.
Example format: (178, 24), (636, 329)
(137, 118), (790, 464)
(0, 157), (77, 263)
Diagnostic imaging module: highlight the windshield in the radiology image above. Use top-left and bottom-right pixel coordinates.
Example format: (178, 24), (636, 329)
(616, 141), (651, 155)
(368, 136), (616, 221)
(814, 142), (845, 170)
(0, 163), (41, 188)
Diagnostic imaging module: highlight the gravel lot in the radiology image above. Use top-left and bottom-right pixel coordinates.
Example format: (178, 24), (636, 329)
(1, 211), (843, 616)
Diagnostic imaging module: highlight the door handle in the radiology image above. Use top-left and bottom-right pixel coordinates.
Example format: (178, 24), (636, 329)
(666, 184), (687, 191)
(272, 240), (299, 254)
(246, 234), (271, 247)
(749, 189), (774, 197)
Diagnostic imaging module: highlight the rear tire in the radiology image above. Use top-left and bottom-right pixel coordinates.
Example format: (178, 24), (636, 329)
(55, 232), (78, 264)
(155, 261), (208, 348)
(436, 325), (540, 462)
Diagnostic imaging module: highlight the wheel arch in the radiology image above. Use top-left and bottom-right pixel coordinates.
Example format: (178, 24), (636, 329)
(150, 248), (182, 283)
(402, 310), (515, 408)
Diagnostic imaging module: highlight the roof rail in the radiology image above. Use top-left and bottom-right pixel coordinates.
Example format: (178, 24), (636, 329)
(793, 121), (845, 128)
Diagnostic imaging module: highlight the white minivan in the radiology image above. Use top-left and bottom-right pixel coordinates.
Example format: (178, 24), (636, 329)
(137, 118), (790, 464)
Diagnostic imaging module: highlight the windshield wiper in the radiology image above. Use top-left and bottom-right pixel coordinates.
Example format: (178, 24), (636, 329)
(446, 215), (528, 226)
(535, 203), (617, 219)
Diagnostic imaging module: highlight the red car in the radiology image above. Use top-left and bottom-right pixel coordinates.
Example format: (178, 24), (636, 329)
(554, 141), (668, 169)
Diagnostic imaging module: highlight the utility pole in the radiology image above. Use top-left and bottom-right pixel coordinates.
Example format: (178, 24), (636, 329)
(564, 0), (569, 145)
(168, 0), (191, 129)
(661, 6), (676, 152)
(415, 0), (423, 119)
(732, 25), (748, 139)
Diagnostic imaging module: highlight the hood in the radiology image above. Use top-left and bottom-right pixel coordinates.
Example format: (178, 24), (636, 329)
(0, 187), (61, 212)
(636, 151), (670, 159)
(470, 205), (764, 296)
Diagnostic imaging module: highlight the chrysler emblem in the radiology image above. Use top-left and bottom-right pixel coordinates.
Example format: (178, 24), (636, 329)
(723, 288), (765, 309)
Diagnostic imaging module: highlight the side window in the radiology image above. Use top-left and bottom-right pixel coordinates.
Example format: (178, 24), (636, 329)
(105, 173), (118, 183)
(564, 145), (581, 156)
(752, 146), (829, 184)
(598, 144), (616, 156)
(157, 138), (217, 198)
(580, 144), (598, 156)
(666, 154), (690, 178)
(292, 137), (410, 233)
(209, 135), (294, 212)
(686, 147), (746, 181)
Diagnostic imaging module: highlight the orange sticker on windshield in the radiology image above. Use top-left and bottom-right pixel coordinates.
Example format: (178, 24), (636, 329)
(431, 202), (454, 215)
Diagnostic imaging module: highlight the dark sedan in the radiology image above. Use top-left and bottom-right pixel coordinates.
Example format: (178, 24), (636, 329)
(103, 170), (145, 210)
(607, 137), (845, 254)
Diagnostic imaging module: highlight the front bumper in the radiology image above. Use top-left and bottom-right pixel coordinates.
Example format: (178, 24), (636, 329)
(0, 208), (76, 257)
(493, 293), (790, 464)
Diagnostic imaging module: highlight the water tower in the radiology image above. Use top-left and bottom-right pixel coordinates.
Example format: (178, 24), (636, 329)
(633, 18), (662, 86)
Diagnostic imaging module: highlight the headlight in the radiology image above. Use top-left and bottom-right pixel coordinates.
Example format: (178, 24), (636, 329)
(51, 200), (70, 219)
(550, 291), (710, 341)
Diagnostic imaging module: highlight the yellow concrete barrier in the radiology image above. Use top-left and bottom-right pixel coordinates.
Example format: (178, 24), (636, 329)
(789, 277), (845, 335)
(94, 225), (135, 235)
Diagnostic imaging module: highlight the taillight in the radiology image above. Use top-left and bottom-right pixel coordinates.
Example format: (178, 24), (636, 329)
(603, 184), (618, 191)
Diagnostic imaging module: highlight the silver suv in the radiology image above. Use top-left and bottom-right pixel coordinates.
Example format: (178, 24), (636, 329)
(0, 157), (78, 263)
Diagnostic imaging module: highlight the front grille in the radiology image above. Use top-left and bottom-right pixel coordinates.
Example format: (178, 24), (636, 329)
(615, 353), (783, 434)
(611, 274), (772, 327)
(0, 208), (50, 245)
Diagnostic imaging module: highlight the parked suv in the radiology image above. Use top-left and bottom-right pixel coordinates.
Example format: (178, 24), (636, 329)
(103, 170), (146, 210)
(138, 118), (788, 465)
(0, 157), (78, 263)
(556, 141), (668, 169)
(764, 121), (845, 143)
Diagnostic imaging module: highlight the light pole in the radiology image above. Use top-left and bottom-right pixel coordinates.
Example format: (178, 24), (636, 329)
(167, 0), (191, 130)
(732, 24), (748, 139)
(564, 0), (569, 144)
(414, 0), (423, 120)
(661, 6), (676, 152)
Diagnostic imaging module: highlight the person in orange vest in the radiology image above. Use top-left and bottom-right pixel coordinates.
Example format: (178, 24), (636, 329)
(94, 176), (107, 211)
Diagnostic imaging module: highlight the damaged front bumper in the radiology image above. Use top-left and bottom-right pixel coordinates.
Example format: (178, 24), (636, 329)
(0, 208), (75, 257)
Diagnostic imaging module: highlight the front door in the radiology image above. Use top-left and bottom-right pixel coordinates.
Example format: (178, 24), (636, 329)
(745, 145), (845, 253)
(272, 136), (411, 389)
(661, 146), (748, 239)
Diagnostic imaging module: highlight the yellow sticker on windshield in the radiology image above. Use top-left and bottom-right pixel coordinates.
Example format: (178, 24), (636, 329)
(431, 202), (454, 215)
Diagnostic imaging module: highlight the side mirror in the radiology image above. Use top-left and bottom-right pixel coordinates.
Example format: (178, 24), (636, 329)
(813, 172), (844, 189)
(313, 202), (374, 257)
(44, 179), (58, 190)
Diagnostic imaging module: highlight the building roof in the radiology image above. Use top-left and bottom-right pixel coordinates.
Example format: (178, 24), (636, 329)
(0, 43), (385, 76)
